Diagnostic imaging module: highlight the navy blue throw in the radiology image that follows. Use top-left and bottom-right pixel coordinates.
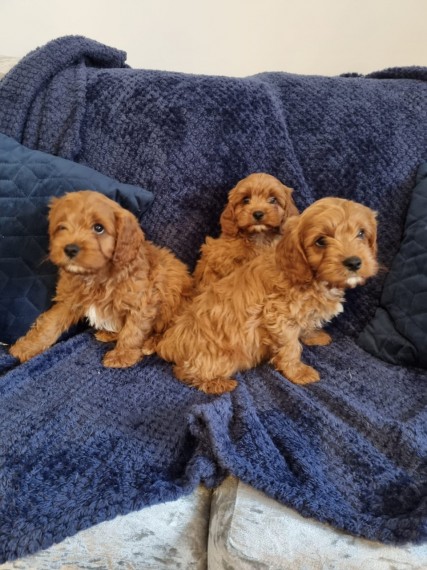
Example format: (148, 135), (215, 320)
(0, 36), (426, 561)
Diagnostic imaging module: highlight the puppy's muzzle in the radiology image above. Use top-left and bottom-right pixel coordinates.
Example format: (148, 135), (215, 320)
(343, 256), (362, 272)
(64, 243), (80, 259)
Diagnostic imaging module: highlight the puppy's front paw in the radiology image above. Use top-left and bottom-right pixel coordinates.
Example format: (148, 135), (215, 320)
(9, 339), (40, 363)
(275, 361), (320, 385)
(287, 363), (320, 385)
(103, 348), (141, 368)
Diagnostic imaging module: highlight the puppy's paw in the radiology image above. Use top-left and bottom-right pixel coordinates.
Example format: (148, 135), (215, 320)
(287, 364), (320, 385)
(103, 348), (141, 368)
(9, 340), (39, 363)
(195, 377), (238, 395)
(275, 361), (320, 385)
(95, 330), (118, 343)
(301, 330), (332, 346)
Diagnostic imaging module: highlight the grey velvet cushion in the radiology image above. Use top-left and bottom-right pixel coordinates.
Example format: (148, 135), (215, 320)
(0, 487), (211, 570)
(208, 478), (427, 569)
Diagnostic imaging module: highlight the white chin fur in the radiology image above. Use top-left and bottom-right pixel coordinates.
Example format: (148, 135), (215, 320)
(249, 224), (268, 233)
(64, 264), (85, 274)
(346, 275), (363, 288)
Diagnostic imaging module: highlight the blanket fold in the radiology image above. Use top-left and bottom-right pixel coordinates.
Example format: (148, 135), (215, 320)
(0, 36), (426, 561)
(0, 36), (127, 158)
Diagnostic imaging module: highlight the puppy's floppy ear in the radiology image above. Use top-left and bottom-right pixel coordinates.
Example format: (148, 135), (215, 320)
(113, 208), (145, 268)
(366, 209), (378, 258)
(47, 196), (62, 236)
(220, 202), (239, 237)
(282, 185), (299, 217)
(276, 216), (313, 284)
(48, 196), (60, 211)
(276, 185), (299, 233)
(276, 184), (299, 220)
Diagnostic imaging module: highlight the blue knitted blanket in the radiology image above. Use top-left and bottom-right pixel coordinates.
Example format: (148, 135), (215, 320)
(1, 36), (427, 561)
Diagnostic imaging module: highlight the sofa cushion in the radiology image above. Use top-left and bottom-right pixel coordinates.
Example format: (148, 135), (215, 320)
(208, 477), (427, 570)
(358, 162), (427, 367)
(0, 133), (153, 344)
(0, 486), (211, 570)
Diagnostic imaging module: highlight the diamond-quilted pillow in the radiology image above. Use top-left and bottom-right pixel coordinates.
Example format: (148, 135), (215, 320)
(0, 133), (153, 344)
(358, 162), (427, 368)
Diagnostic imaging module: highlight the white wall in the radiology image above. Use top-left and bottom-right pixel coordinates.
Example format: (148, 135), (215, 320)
(0, 0), (426, 76)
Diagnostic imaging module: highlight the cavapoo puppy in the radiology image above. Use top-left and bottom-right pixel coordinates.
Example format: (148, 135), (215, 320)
(193, 173), (298, 289)
(10, 191), (193, 368)
(157, 197), (378, 394)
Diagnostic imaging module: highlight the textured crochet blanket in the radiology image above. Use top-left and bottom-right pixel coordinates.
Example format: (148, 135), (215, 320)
(1, 36), (427, 561)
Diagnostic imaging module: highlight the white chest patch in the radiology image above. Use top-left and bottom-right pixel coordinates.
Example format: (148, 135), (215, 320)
(319, 284), (345, 322)
(86, 305), (119, 332)
(334, 302), (344, 316)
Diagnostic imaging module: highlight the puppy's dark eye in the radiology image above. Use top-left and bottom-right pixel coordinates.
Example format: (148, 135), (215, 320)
(93, 223), (105, 235)
(268, 196), (277, 204)
(357, 229), (365, 239)
(315, 237), (327, 248)
(242, 197), (251, 205)
(57, 224), (66, 232)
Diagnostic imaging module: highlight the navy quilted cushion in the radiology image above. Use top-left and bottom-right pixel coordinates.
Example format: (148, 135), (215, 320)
(358, 162), (427, 367)
(0, 133), (153, 344)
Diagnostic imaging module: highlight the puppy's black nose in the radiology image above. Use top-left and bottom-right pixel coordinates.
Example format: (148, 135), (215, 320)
(64, 244), (80, 259)
(253, 210), (264, 221)
(343, 256), (362, 271)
